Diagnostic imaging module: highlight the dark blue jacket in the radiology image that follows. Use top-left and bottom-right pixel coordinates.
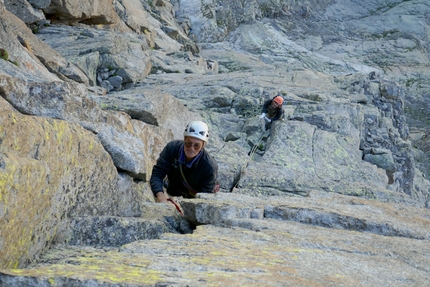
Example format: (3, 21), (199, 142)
(150, 140), (218, 198)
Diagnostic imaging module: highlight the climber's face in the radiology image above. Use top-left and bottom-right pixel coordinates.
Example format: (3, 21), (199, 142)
(184, 136), (204, 161)
(271, 101), (281, 108)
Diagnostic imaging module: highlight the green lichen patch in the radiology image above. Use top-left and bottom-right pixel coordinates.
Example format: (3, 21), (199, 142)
(0, 49), (9, 61)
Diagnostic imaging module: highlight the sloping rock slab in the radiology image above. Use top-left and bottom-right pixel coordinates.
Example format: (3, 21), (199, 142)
(0, 221), (428, 286)
(184, 192), (430, 240)
(65, 216), (184, 247)
(0, 97), (119, 269)
(0, 192), (429, 286)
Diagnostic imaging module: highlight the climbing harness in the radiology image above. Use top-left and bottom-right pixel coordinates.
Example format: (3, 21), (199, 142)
(179, 163), (198, 198)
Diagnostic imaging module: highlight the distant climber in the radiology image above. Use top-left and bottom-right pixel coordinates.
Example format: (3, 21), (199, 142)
(150, 121), (219, 205)
(259, 94), (285, 130)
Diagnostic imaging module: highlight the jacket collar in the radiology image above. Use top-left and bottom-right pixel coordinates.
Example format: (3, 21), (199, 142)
(178, 143), (203, 168)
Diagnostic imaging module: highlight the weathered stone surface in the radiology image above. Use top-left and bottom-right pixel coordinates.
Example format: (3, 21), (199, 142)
(150, 0), (200, 53)
(0, 98), (118, 269)
(73, 51), (100, 86)
(36, 25), (151, 87)
(0, 72), (175, 180)
(0, 9), (58, 82)
(91, 86), (200, 140)
(0, 75), (115, 133)
(414, 131), (430, 183)
(0, 1), (430, 286)
(35, 1), (208, 88)
(4, 0), (45, 24)
(113, 173), (155, 217)
(137, 47), (427, 205)
(0, 7), (89, 84)
(180, 0), (430, 165)
(113, 0), (153, 35)
(187, 192), (430, 239)
(149, 50), (214, 75)
(64, 215), (181, 247)
(28, 0), (51, 9)
(43, 0), (118, 25)
(94, 120), (172, 180)
(0, 192), (428, 286)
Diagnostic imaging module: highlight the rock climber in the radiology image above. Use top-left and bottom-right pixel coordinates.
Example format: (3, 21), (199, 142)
(150, 121), (219, 205)
(259, 94), (285, 130)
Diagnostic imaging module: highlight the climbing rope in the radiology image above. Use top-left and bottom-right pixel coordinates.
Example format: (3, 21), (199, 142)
(231, 129), (267, 191)
(247, 130), (267, 162)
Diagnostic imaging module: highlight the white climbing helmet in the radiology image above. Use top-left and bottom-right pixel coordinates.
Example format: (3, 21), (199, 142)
(184, 121), (209, 142)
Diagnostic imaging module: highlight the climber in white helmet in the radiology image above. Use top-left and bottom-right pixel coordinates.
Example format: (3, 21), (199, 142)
(150, 121), (219, 204)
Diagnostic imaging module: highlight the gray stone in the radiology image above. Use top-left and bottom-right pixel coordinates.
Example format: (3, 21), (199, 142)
(100, 80), (113, 92)
(107, 75), (123, 89)
(1, 1), (430, 286)
(72, 51), (100, 86)
(364, 153), (396, 172)
(43, 0), (118, 25)
(4, 0), (45, 24)
(115, 68), (132, 83)
(1, 193), (429, 286)
(28, 0), (50, 9)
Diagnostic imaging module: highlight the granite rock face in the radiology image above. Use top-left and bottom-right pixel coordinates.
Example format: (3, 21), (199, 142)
(0, 0), (429, 286)
(1, 193), (429, 286)
(0, 97), (118, 268)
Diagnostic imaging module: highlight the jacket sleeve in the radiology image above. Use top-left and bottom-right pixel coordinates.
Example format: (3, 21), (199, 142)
(150, 142), (176, 195)
(261, 100), (271, 113)
(198, 154), (218, 194)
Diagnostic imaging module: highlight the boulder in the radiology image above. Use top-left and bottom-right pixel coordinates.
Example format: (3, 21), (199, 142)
(4, 0), (45, 24)
(43, 0), (118, 25)
(0, 98), (118, 268)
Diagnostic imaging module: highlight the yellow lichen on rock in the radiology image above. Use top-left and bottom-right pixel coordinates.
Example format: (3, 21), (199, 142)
(0, 98), (118, 269)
